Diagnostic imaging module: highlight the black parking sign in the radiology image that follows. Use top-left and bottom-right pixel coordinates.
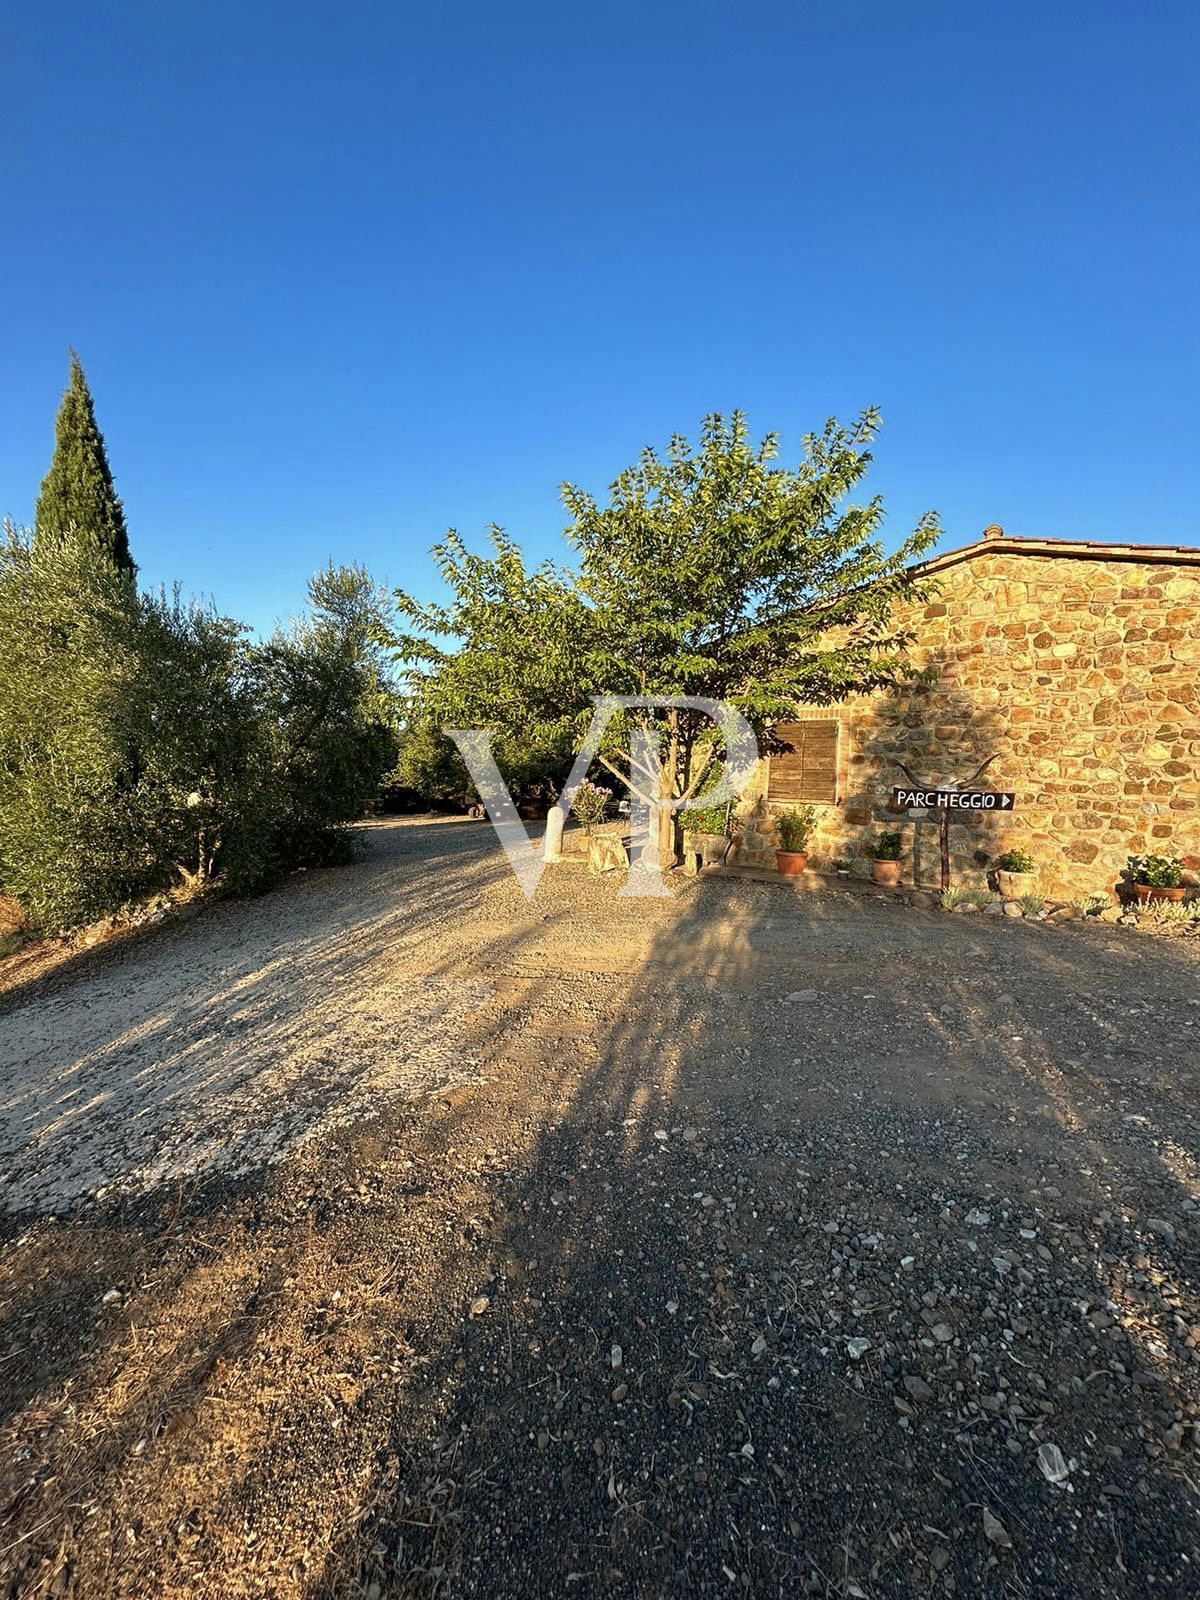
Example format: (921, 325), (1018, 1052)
(891, 787), (1015, 812)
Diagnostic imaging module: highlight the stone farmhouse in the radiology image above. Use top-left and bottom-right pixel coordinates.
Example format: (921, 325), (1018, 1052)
(741, 525), (1200, 899)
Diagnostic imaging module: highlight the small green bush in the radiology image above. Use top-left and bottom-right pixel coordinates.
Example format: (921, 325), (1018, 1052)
(868, 829), (903, 861)
(996, 849), (1036, 874)
(1018, 893), (1046, 917)
(680, 800), (730, 836)
(775, 805), (816, 852)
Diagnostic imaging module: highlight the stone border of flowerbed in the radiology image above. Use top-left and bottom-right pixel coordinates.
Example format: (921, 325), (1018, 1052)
(938, 884), (1200, 936)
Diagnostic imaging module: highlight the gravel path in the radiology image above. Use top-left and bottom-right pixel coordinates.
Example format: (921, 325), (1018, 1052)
(0, 821), (498, 1212)
(2, 818), (1199, 1599)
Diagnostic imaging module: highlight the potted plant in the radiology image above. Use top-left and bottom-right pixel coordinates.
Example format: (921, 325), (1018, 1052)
(994, 848), (1037, 900)
(867, 829), (903, 888)
(680, 800), (732, 868)
(1130, 853), (1188, 904)
(833, 857), (851, 878)
(773, 805), (816, 877)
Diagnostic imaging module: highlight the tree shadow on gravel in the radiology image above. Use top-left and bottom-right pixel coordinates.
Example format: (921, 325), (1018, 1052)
(3, 850), (1200, 1600)
(308, 889), (1200, 1599)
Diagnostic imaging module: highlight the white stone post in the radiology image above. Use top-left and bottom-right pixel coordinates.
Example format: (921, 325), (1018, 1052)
(543, 803), (565, 863)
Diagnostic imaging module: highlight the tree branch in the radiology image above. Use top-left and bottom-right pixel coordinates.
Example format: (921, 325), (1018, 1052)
(597, 754), (657, 808)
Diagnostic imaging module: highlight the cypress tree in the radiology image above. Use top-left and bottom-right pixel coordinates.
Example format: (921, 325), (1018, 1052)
(34, 351), (135, 579)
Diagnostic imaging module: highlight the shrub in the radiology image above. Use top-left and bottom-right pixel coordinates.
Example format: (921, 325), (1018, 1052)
(680, 800), (731, 836)
(996, 849), (1036, 874)
(569, 778), (611, 834)
(1017, 893), (1046, 917)
(1131, 854), (1184, 889)
(775, 805), (816, 853)
(386, 719), (469, 809)
(868, 829), (903, 861)
(231, 565), (399, 889)
(0, 532), (397, 930)
(391, 704), (573, 816)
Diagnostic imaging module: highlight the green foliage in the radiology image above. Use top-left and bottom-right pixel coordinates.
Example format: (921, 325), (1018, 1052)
(774, 804), (816, 852)
(1017, 893), (1046, 917)
(394, 528), (591, 770)
(232, 565), (399, 888)
(569, 778), (611, 833)
(392, 411), (939, 857)
(0, 526), (146, 923)
(559, 410), (939, 713)
(391, 713), (473, 807)
(680, 800), (731, 836)
(1131, 853), (1184, 888)
(34, 353), (135, 578)
(996, 849), (1036, 874)
(391, 719), (573, 815)
(867, 829), (903, 861)
(0, 531), (397, 930)
(833, 857), (850, 872)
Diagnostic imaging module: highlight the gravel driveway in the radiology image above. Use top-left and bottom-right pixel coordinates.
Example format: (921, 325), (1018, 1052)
(0, 821), (498, 1213)
(2, 818), (1199, 1599)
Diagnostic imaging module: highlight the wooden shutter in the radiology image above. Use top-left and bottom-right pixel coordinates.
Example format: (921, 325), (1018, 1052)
(768, 721), (839, 804)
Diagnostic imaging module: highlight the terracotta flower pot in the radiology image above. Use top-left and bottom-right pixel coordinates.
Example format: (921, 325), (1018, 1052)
(871, 859), (902, 888)
(1134, 883), (1187, 904)
(775, 849), (808, 877)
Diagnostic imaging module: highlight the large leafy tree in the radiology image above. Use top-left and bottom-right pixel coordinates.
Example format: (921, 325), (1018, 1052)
(395, 410), (939, 861)
(393, 528), (595, 794)
(34, 351), (135, 578)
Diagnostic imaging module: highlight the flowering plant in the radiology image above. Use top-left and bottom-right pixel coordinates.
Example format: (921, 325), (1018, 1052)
(570, 779), (611, 834)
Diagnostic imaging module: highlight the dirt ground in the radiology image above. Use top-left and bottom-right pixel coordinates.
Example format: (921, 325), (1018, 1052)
(2, 817), (1199, 1599)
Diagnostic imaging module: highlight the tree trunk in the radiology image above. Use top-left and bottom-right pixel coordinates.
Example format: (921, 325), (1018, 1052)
(657, 762), (677, 867)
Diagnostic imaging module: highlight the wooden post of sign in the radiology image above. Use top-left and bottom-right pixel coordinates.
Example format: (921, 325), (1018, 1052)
(893, 754), (1001, 891)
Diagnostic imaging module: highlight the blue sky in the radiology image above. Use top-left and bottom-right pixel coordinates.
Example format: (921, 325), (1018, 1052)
(3, 1), (1197, 633)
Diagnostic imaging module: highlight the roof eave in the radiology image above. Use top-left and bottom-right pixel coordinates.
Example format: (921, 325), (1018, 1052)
(915, 535), (1200, 577)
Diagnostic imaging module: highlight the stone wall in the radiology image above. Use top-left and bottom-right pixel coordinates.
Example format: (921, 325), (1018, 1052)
(735, 547), (1200, 899)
